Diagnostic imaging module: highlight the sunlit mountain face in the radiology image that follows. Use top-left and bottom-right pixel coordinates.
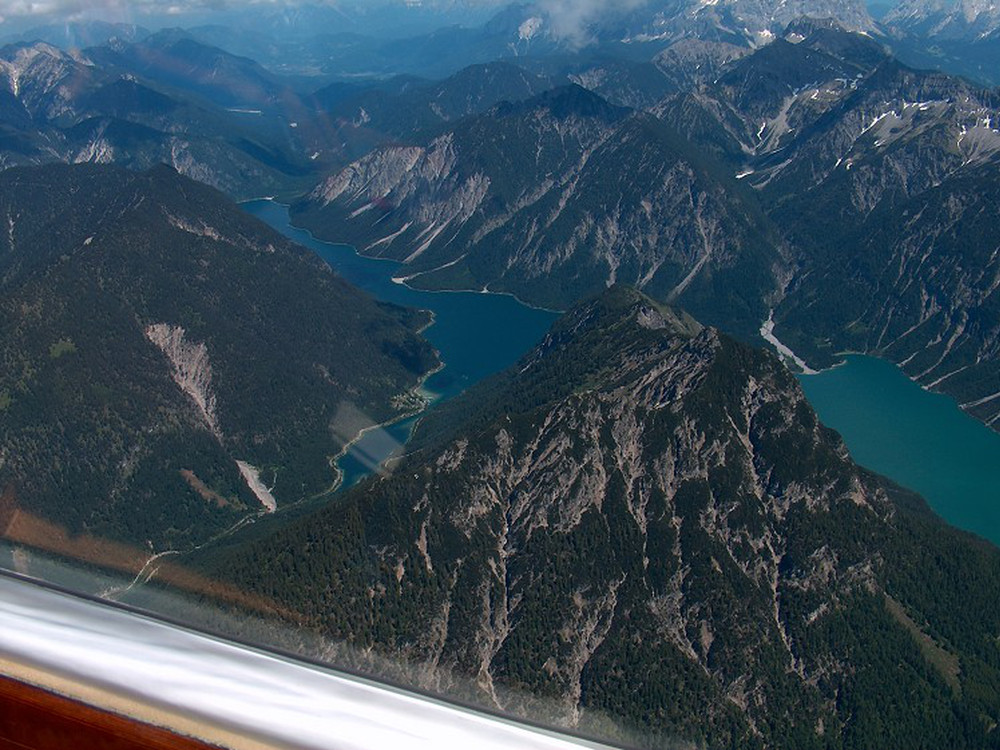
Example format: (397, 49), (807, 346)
(3, 2), (1000, 749)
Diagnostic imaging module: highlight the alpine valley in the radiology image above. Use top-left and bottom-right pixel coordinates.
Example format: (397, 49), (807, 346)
(1, 2), (999, 750)
(292, 17), (1000, 429)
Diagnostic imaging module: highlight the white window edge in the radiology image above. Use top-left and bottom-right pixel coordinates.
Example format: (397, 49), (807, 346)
(0, 573), (617, 750)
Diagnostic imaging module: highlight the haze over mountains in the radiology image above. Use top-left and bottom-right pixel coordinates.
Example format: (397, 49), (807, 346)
(2, 2), (1000, 748)
(0, 35), (323, 198)
(4, 0), (1000, 82)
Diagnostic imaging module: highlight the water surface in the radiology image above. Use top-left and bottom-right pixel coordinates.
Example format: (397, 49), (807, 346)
(800, 355), (1000, 546)
(246, 200), (1000, 546)
(243, 200), (558, 487)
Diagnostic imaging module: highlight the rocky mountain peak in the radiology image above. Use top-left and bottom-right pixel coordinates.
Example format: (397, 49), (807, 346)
(546, 286), (703, 343)
(203, 285), (1000, 747)
(494, 83), (630, 124)
(0, 40), (90, 104)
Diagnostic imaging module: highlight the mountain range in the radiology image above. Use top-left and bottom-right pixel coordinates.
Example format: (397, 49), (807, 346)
(0, 35), (324, 199)
(293, 83), (780, 339)
(195, 287), (1000, 749)
(291, 20), (1000, 431)
(886, 0), (1000, 41)
(1, 5), (1000, 748)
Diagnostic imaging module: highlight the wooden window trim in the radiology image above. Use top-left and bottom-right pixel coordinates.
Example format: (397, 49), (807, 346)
(0, 675), (223, 750)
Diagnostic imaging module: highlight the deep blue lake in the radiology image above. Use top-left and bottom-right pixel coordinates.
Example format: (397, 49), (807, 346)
(245, 201), (1000, 546)
(800, 355), (1000, 546)
(243, 200), (558, 487)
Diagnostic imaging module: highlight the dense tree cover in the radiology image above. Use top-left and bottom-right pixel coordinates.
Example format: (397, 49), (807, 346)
(191, 288), (1000, 749)
(772, 159), (1000, 420)
(0, 163), (437, 549)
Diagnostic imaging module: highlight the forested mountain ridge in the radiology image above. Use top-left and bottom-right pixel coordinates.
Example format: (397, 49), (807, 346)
(291, 21), (1000, 431)
(196, 287), (1000, 749)
(0, 163), (437, 549)
(292, 84), (782, 337)
(683, 23), (1000, 426)
(0, 5), (997, 749)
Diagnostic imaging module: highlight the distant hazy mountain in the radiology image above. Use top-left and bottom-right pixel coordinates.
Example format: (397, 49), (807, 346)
(175, 8), (536, 80)
(0, 39), (320, 198)
(489, 0), (876, 52)
(885, 0), (1000, 39)
(87, 29), (294, 109)
(0, 164), (437, 549)
(0, 36), (562, 199)
(160, 0), (878, 81)
(199, 287), (1000, 749)
(553, 57), (680, 110)
(190, 1), (501, 48)
(872, 0), (1000, 84)
(1, 20), (150, 50)
(315, 61), (555, 143)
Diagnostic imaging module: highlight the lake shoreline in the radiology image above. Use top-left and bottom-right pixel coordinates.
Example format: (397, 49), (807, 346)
(325, 358), (447, 496)
(800, 354), (1000, 546)
(240, 199), (557, 495)
(242, 198), (564, 315)
(245, 200), (1000, 547)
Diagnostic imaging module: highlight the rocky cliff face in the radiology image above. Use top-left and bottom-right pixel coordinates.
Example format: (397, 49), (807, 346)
(145, 323), (220, 437)
(658, 22), (999, 207)
(294, 85), (780, 332)
(775, 160), (1000, 427)
(652, 22), (1000, 428)
(752, 62), (1000, 212)
(202, 288), (1000, 749)
(0, 42), (98, 121)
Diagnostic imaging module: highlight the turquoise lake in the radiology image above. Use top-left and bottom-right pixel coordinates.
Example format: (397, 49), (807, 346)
(245, 201), (1000, 547)
(800, 355), (1000, 546)
(243, 200), (558, 487)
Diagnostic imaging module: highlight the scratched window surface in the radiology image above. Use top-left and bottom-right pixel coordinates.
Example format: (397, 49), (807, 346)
(2, 2), (1000, 748)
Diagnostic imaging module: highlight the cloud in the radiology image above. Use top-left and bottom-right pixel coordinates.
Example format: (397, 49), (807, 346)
(0, 0), (141, 17)
(537, 0), (650, 46)
(0, 0), (323, 22)
(0, 0), (535, 28)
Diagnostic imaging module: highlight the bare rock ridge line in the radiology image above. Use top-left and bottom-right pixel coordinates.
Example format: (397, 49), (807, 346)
(294, 86), (774, 324)
(144, 324), (281, 514)
(145, 323), (220, 436)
